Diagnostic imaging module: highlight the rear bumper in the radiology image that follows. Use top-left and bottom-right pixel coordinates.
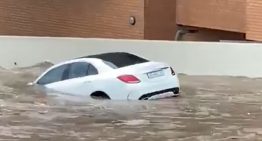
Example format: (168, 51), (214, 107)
(138, 87), (179, 100)
(127, 76), (180, 100)
(127, 82), (180, 100)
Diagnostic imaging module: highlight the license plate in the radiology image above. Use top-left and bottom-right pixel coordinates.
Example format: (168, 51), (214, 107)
(147, 70), (164, 79)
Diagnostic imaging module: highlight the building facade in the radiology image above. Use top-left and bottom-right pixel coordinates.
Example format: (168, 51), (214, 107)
(0, 0), (261, 41)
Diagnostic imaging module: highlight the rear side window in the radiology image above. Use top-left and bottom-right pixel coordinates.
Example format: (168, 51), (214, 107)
(68, 62), (98, 79)
(37, 65), (68, 85)
(88, 64), (98, 75)
(103, 61), (118, 69)
(68, 62), (89, 79)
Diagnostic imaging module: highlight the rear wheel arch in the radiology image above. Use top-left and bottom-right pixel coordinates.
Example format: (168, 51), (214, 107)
(90, 91), (111, 100)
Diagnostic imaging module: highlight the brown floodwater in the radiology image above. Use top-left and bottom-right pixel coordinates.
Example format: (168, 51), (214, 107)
(1, 62), (262, 141)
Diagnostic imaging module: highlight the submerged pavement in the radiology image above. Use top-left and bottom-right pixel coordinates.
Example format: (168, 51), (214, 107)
(0, 63), (262, 140)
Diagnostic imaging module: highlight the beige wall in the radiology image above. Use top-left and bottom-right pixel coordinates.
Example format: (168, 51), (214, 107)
(0, 0), (144, 39)
(1, 36), (262, 78)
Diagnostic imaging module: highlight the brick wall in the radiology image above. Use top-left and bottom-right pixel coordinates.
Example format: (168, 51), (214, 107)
(0, 0), (255, 41)
(144, 0), (177, 40)
(246, 0), (262, 41)
(180, 27), (245, 41)
(176, 0), (246, 33)
(0, 0), (144, 39)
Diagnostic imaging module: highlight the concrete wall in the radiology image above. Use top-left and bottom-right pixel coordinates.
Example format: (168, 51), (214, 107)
(1, 36), (262, 78)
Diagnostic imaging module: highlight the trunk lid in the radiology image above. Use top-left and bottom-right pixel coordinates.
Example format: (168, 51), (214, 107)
(115, 62), (172, 82)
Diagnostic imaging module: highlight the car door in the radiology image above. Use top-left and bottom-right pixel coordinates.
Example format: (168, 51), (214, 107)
(47, 61), (99, 96)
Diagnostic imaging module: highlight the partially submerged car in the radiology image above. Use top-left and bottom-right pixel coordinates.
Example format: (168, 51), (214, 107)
(31, 52), (180, 100)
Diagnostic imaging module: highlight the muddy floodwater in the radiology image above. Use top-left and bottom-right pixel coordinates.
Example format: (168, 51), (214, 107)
(1, 63), (262, 141)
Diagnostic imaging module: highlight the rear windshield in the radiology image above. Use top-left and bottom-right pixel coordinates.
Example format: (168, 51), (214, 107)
(86, 52), (149, 68)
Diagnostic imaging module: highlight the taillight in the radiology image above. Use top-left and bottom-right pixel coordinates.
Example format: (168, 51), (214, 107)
(117, 75), (140, 84)
(170, 67), (176, 75)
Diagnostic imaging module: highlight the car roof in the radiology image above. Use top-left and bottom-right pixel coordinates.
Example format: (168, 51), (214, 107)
(79, 52), (146, 63)
(80, 52), (134, 59)
(79, 52), (149, 68)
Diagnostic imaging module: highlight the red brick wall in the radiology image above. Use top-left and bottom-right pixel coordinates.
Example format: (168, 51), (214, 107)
(180, 27), (246, 41)
(246, 0), (262, 41)
(144, 0), (177, 40)
(176, 0), (246, 33)
(0, 0), (144, 39)
(0, 0), (253, 41)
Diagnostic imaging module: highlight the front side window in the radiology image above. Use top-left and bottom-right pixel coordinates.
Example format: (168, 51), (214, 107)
(37, 64), (68, 85)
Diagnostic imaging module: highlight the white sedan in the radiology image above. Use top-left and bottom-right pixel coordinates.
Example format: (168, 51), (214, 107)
(32, 52), (180, 100)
